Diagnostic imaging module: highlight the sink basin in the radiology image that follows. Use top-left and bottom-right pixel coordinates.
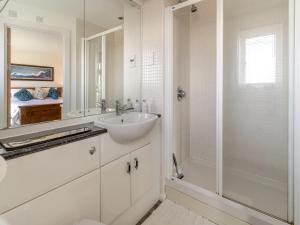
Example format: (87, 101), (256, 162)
(96, 112), (158, 143)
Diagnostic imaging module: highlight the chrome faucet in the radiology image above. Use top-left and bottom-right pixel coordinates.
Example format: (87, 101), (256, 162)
(101, 99), (106, 113)
(115, 100), (134, 116)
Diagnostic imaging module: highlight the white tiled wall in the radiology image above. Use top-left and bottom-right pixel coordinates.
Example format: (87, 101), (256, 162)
(141, 0), (165, 114)
(142, 49), (163, 113)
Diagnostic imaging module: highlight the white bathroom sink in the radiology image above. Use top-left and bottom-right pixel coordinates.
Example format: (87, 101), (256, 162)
(96, 112), (158, 143)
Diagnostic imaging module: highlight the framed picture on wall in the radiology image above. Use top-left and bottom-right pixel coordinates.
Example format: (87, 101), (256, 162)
(10, 64), (54, 81)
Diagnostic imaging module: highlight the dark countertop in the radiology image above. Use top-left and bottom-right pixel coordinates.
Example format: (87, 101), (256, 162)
(0, 123), (107, 160)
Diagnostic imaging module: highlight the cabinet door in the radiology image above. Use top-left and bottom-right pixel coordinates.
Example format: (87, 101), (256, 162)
(131, 144), (153, 204)
(101, 154), (131, 224)
(0, 136), (100, 214)
(0, 170), (100, 225)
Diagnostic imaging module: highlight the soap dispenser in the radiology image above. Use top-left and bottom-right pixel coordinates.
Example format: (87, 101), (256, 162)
(127, 98), (133, 108)
(134, 99), (141, 112)
(142, 99), (148, 113)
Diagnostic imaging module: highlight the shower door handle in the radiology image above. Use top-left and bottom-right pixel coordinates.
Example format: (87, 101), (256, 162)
(177, 86), (186, 101)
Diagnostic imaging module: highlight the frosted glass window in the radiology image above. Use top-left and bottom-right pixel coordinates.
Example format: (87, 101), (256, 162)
(240, 34), (277, 84)
(223, 0), (289, 220)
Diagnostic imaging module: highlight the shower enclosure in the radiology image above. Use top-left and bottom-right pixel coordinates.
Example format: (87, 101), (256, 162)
(165, 0), (295, 224)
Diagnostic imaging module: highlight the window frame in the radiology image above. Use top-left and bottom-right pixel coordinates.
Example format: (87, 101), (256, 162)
(238, 24), (283, 87)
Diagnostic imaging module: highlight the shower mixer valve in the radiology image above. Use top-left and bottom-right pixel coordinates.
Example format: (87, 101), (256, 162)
(177, 86), (186, 101)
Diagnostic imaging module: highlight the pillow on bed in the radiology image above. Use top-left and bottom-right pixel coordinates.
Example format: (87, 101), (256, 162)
(33, 88), (49, 100)
(14, 88), (33, 101)
(48, 87), (59, 99)
(27, 89), (35, 96)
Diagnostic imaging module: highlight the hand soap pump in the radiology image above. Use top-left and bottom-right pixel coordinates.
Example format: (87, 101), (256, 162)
(142, 99), (148, 113)
(134, 99), (141, 112)
(127, 98), (133, 108)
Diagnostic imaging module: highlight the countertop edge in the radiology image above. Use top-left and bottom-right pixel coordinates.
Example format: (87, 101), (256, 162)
(1, 128), (107, 160)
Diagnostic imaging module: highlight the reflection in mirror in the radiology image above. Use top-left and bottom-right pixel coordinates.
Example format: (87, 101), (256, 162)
(85, 28), (124, 113)
(84, 0), (142, 115)
(0, 0), (85, 129)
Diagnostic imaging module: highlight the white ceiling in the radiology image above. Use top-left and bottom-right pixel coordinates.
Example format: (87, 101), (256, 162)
(10, 0), (126, 28)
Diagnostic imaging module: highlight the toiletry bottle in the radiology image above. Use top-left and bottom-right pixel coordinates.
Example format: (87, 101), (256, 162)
(127, 98), (133, 108)
(142, 99), (148, 113)
(134, 100), (140, 112)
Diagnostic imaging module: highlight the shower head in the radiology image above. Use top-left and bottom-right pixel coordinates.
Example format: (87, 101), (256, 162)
(191, 4), (198, 13)
(176, 1), (197, 13)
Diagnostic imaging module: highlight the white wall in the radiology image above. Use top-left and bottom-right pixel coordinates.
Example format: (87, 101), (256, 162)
(123, 4), (142, 104)
(10, 27), (63, 88)
(141, 0), (165, 114)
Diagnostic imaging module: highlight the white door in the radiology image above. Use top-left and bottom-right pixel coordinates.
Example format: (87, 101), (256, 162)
(0, 136), (100, 214)
(0, 170), (101, 225)
(131, 144), (153, 204)
(101, 154), (131, 224)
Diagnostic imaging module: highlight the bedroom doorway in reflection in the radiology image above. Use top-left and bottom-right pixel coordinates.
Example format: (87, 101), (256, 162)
(7, 26), (65, 127)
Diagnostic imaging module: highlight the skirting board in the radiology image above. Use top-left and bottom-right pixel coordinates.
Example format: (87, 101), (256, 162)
(166, 186), (250, 225)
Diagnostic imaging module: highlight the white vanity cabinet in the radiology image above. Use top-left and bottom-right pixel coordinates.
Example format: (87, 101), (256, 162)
(0, 170), (100, 225)
(101, 154), (131, 225)
(101, 144), (153, 225)
(0, 136), (101, 215)
(131, 144), (153, 204)
(0, 125), (159, 225)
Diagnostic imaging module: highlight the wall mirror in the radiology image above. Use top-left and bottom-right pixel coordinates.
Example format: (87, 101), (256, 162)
(0, 0), (142, 129)
(84, 0), (142, 115)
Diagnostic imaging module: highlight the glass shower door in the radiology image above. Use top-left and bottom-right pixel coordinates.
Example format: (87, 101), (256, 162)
(222, 0), (290, 220)
(172, 0), (217, 193)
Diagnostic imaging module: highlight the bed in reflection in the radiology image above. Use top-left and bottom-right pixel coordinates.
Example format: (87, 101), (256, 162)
(10, 87), (63, 127)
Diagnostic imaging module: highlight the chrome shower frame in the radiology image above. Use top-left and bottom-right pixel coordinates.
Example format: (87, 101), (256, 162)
(163, 0), (298, 224)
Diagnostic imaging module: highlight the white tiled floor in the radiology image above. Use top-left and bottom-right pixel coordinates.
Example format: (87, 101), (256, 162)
(142, 200), (217, 225)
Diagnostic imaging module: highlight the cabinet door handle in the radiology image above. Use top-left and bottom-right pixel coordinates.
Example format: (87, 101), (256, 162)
(89, 147), (96, 155)
(134, 157), (139, 169)
(126, 162), (131, 174)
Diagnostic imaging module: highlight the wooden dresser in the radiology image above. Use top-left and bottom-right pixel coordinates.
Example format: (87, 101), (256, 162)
(19, 104), (62, 125)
